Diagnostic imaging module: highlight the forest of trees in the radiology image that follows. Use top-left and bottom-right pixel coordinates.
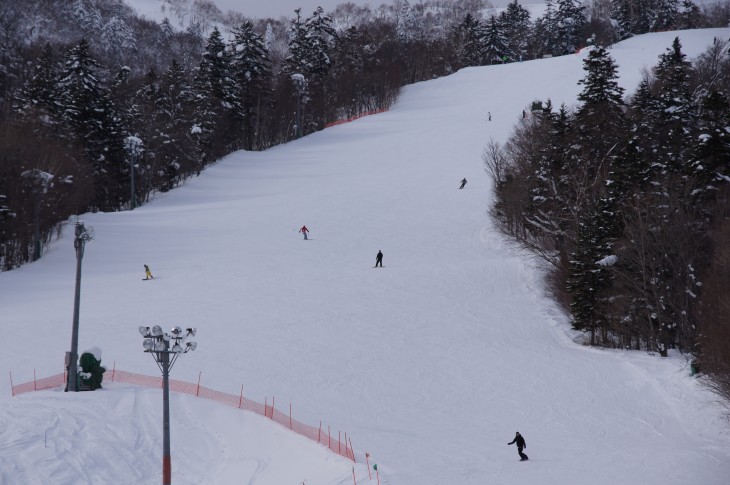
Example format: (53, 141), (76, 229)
(0, 0), (728, 400)
(485, 35), (729, 405)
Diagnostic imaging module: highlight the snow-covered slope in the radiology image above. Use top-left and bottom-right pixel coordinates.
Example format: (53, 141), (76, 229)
(2, 29), (730, 485)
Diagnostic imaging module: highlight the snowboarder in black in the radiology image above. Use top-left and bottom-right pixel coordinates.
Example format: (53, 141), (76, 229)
(144, 264), (154, 280)
(375, 250), (383, 267)
(508, 432), (528, 461)
(459, 178), (467, 189)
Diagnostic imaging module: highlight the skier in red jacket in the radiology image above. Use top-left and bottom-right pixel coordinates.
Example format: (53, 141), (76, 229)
(299, 225), (309, 240)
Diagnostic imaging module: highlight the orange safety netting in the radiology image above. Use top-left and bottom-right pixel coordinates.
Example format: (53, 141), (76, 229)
(324, 108), (388, 128)
(9, 367), (356, 462)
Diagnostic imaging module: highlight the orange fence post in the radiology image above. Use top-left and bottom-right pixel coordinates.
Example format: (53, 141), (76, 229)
(344, 431), (348, 457)
(339, 430), (341, 454)
(34, 369), (37, 390)
(238, 385), (244, 409)
(111, 361), (116, 382)
(349, 436), (356, 462)
(328, 425), (331, 450)
(271, 397), (275, 419)
(318, 421), (322, 443)
(264, 397), (267, 417)
(352, 466), (357, 485)
(9, 371), (14, 397)
(289, 403), (292, 430)
(366, 453), (372, 479)
(196, 371), (201, 396)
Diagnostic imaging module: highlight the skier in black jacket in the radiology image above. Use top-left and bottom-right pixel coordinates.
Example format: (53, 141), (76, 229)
(507, 432), (528, 461)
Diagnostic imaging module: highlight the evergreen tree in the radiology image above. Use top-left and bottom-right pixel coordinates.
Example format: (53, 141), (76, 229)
(567, 195), (621, 344)
(691, 90), (730, 199)
(499, 0), (532, 62)
(17, 43), (61, 120)
(482, 16), (510, 64)
(286, 9), (309, 77)
(533, 0), (560, 57)
(58, 38), (125, 210)
(456, 13), (483, 67)
(191, 27), (237, 174)
(303, 7), (338, 84)
(100, 3), (137, 62)
(574, 45), (626, 183)
(555, 0), (586, 55)
(652, 0), (680, 31)
(397, 0), (422, 44)
(156, 59), (194, 189)
(653, 37), (695, 174)
(677, 0), (702, 29)
(230, 21), (272, 150)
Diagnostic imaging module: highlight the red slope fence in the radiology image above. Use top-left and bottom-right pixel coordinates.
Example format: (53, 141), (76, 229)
(9, 366), (356, 462)
(324, 108), (388, 128)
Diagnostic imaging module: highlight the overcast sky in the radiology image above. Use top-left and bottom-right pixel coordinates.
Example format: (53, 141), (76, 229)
(211, 0), (542, 20)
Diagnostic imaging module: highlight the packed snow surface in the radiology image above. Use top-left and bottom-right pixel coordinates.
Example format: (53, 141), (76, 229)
(2, 29), (730, 485)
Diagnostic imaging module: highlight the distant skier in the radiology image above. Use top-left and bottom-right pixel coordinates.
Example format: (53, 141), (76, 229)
(144, 264), (154, 280)
(375, 250), (383, 268)
(459, 178), (467, 189)
(299, 225), (309, 240)
(488, 111), (492, 121)
(507, 432), (528, 461)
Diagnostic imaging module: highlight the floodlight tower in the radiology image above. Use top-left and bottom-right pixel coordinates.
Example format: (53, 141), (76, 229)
(66, 221), (93, 392)
(138, 325), (197, 485)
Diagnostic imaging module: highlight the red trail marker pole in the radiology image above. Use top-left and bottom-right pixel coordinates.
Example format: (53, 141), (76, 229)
(365, 453), (372, 479)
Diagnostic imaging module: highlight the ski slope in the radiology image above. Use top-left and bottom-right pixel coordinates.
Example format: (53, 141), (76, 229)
(2, 29), (730, 485)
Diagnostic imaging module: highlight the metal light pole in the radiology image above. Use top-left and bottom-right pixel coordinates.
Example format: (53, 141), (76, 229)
(67, 222), (92, 392)
(139, 325), (197, 485)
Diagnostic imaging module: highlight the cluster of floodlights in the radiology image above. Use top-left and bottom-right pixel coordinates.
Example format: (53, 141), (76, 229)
(138, 325), (197, 354)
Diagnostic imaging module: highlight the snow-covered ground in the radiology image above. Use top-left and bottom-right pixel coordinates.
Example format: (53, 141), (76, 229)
(2, 28), (730, 485)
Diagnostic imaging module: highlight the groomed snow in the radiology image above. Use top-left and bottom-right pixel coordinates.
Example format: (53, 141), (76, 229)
(2, 28), (730, 485)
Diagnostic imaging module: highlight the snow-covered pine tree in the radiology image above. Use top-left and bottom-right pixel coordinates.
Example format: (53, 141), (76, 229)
(456, 13), (484, 67)
(285, 9), (309, 76)
(482, 16), (510, 64)
(191, 27), (238, 174)
(100, 3), (137, 63)
(691, 90), (730, 201)
(499, 0), (532, 62)
(397, 0), (422, 44)
(230, 21), (272, 150)
(532, 0), (560, 57)
(16, 43), (61, 120)
(653, 37), (695, 175)
(156, 59), (194, 190)
(652, 0), (680, 32)
(567, 194), (621, 344)
(303, 7), (338, 84)
(574, 45), (626, 185)
(71, 0), (102, 35)
(554, 0), (586, 55)
(57, 38), (125, 210)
